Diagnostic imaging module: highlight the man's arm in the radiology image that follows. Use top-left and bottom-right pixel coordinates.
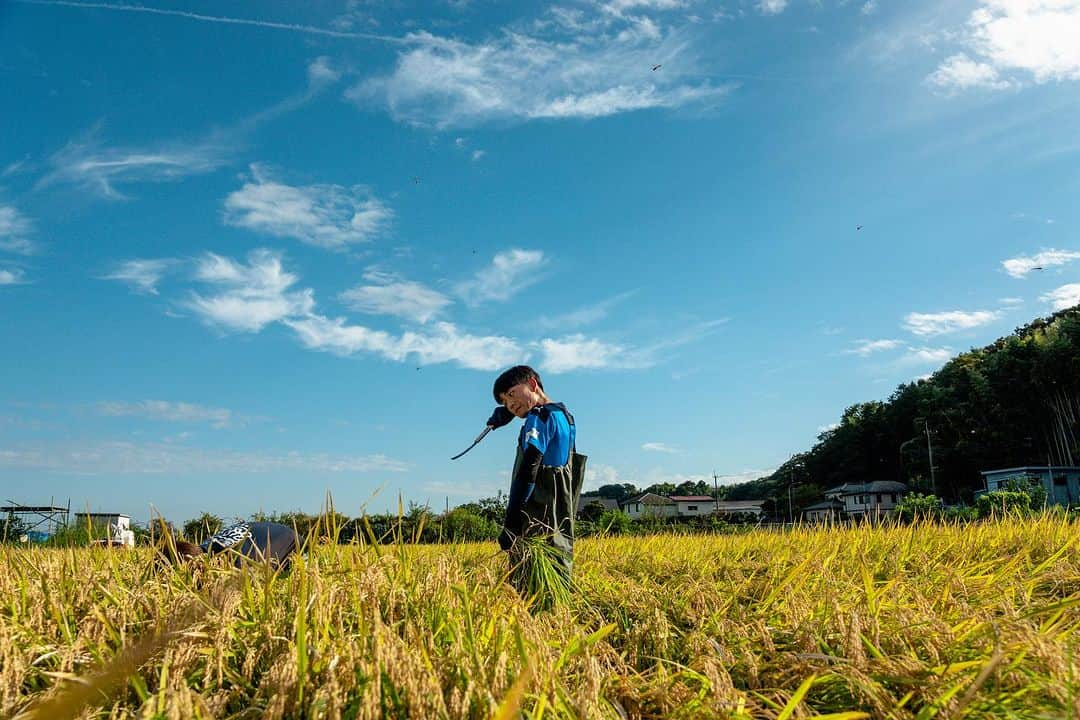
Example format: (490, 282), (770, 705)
(499, 444), (543, 550)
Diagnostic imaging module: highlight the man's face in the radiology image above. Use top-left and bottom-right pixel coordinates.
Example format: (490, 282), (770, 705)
(500, 378), (541, 418)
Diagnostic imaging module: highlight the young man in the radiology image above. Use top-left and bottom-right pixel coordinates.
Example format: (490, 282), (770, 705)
(492, 365), (584, 585)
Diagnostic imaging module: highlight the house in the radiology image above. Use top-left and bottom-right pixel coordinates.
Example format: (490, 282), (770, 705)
(668, 495), (716, 517)
(713, 500), (766, 519)
(621, 493), (677, 519)
(979, 466), (1080, 506)
(576, 496), (621, 517)
(803, 498), (844, 523)
(823, 481), (908, 519)
(74, 512), (135, 546)
(619, 495), (766, 520)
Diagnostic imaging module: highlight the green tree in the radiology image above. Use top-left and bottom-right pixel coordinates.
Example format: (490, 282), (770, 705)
(182, 512), (223, 543)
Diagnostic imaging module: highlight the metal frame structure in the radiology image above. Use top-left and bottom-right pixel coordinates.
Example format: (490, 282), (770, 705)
(2, 499), (70, 540)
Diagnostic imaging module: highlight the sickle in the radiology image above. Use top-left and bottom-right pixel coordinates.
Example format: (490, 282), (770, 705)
(451, 426), (493, 460)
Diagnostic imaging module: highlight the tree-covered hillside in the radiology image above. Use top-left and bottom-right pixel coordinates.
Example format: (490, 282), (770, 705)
(725, 306), (1080, 510)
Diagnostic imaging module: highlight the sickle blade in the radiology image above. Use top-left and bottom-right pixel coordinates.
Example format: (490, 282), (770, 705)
(451, 426), (493, 460)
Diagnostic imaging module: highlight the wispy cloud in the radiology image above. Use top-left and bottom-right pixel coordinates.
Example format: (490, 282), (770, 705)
(339, 270), (452, 324)
(537, 290), (637, 330)
(903, 310), (1000, 336)
(186, 249), (315, 332)
(285, 314), (525, 370)
(844, 338), (903, 356)
(36, 123), (230, 200)
(101, 258), (176, 295)
(1002, 248), (1080, 278)
(36, 58), (339, 201)
(14, 0), (402, 43)
(0, 205), (36, 254)
(998, 297), (1024, 306)
(1040, 283), (1080, 311)
(0, 440), (408, 475)
(97, 400), (236, 429)
(642, 441), (678, 453)
(456, 248), (545, 305)
(928, 1), (1080, 92)
(223, 165), (393, 249)
(0, 268), (26, 285)
(350, 16), (729, 128)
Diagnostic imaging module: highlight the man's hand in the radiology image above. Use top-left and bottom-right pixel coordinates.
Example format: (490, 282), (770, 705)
(497, 526), (515, 551)
(487, 406), (515, 429)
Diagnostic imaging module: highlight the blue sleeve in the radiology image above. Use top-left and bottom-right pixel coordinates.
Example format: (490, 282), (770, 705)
(520, 412), (553, 455)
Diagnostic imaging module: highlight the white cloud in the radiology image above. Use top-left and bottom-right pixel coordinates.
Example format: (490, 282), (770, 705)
(101, 258), (175, 295)
(927, 53), (1012, 91)
(929, 1), (1080, 92)
(1040, 283), (1080, 311)
(861, 0), (878, 15)
(307, 56), (341, 87)
(0, 441), (408, 475)
(285, 314), (525, 370)
(844, 338), (903, 356)
(36, 125), (229, 200)
(0, 268), (25, 285)
(818, 422), (840, 433)
(642, 441), (678, 453)
(223, 165), (392, 249)
(898, 346), (955, 365)
(0, 205), (36, 254)
(536, 334), (628, 373)
(758, 0), (787, 15)
(471, 149), (487, 161)
(584, 462), (621, 491)
(1002, 248), (1080, 278)
(349, 23), (729, 128)
(903, 310), (1000, 336)
(97, 400), (236, 429)
(339, 270), (452, 324)
(998, 296), (1024, 305)
(457, 248), (546, 305)
(186, 249), (315, 332)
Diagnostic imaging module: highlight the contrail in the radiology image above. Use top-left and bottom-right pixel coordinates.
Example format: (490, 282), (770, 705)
(13, 0), (406, 44)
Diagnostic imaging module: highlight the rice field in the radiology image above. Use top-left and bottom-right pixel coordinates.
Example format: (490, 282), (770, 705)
(2, 514), (1078, 719)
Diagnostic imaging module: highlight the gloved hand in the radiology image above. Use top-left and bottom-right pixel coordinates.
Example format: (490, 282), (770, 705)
(497, 526), (515, 551)
(486, 406), (515, 429)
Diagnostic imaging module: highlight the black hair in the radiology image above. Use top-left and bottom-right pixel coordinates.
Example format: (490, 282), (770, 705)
(493, 365), (544, 403)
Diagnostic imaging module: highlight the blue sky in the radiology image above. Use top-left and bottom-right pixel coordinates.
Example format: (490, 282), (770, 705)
(2, 0), (1079, 525)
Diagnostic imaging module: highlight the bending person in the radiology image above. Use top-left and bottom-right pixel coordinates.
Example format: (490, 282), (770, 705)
(161, 521), (299, 570)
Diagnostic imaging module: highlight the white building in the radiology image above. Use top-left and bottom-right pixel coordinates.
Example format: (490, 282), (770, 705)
(822, 481), (907, 519)
(979, 466), (1080, 506)
(74, 512), (135, 546)
(668, 495), (716, 517)
(621, 493), (677, 519)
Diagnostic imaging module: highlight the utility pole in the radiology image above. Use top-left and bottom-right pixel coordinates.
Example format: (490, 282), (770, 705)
(712, 471), (720, 514)
(924, 421), (937, 496)
(788, 470), (794, 524)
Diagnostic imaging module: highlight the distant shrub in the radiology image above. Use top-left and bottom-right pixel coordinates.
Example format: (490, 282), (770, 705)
(596, 510), (631, 536)
(976, 491), (1031, 518)
(895, 493), (943, 523)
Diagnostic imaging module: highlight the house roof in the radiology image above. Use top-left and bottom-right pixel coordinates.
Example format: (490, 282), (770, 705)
(804, 499), (844, 511)
(715, 500), (765, 511)
(824, 481), (907, 496)
(586, 497), (620, 510)
(980, 466), (1080, 476)
(669, 495), (714, 502)
(629, 493), (674, 506)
